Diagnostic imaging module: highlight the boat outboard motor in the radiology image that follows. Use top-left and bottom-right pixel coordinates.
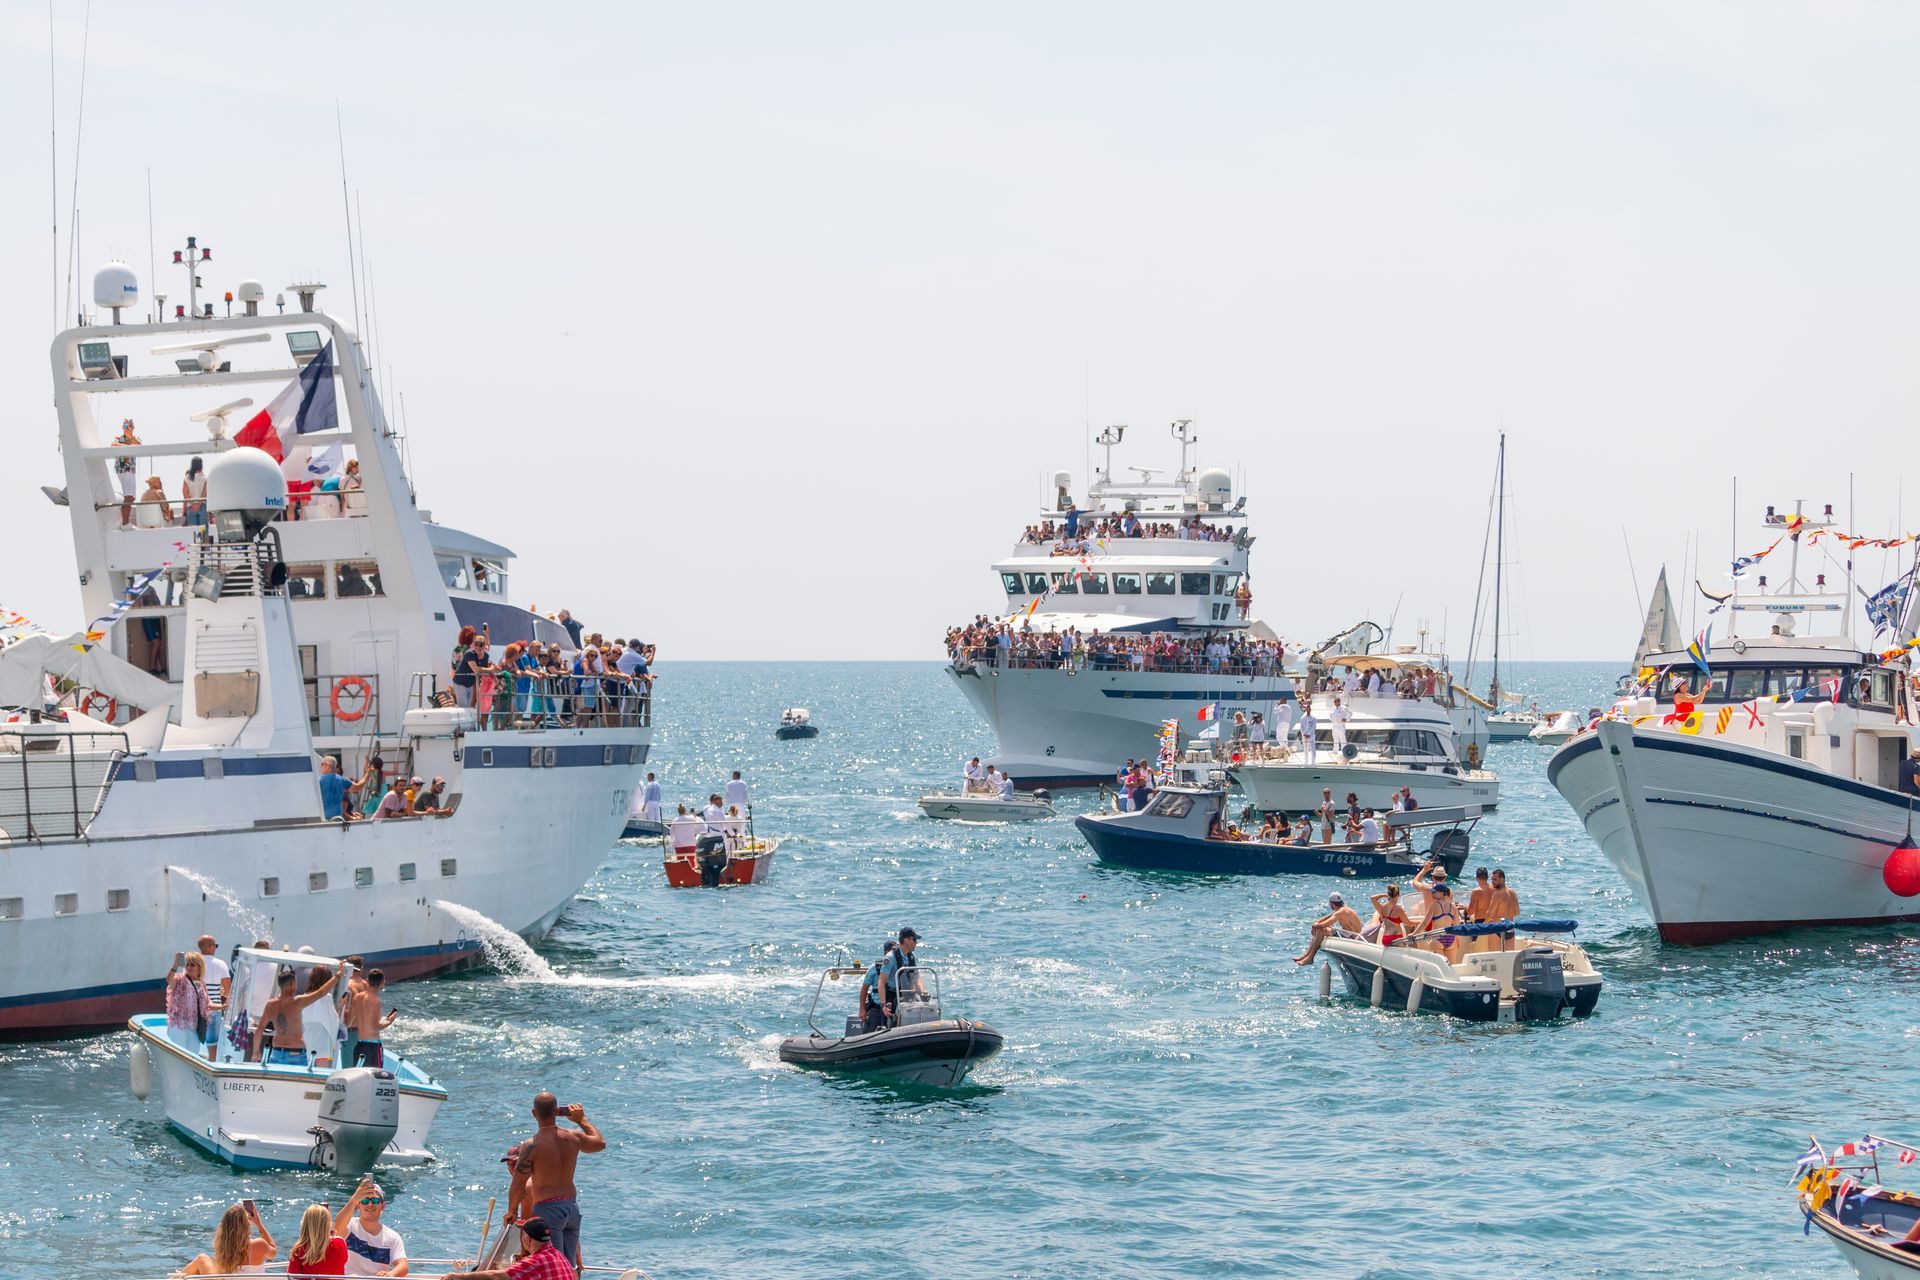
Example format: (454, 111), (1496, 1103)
(310, 1067), (399, 1173)
(1032, 788), (1052, 805)
(695, 832), (730, 887)
(1427, 828), (1471, 878)
(1510, 947), (1567, 1022)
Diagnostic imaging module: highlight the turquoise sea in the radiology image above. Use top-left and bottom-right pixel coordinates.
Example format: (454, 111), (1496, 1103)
(2, 661), (1915, 1279)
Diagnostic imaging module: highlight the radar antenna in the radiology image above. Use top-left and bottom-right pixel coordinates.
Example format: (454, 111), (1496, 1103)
(150, 330), (271, 373)
(190, 398), (256, 441)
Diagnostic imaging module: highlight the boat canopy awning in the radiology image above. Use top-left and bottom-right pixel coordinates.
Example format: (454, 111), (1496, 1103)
(1024, 612), (1182, 634)
(0, 631), (175, 714)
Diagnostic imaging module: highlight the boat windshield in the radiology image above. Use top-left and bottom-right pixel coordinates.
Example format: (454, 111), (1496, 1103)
(1142, 790), (1198, 818)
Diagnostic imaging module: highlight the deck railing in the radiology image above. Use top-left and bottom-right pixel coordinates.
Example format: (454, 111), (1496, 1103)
(0, 728), (129, 842)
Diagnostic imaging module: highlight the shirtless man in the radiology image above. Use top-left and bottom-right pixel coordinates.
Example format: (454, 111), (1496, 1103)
(1295, 892), (1364, 964)
(350, 969), (399, 1068)
(1485, 868), (1520, 934)
(251, 961), (343, 1064)
(511, 1092), (605, 1271)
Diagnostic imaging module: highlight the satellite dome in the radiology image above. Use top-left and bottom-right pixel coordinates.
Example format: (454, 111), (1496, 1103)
(92, 262), (139, 312)
(236, 279), (266, 304)
(206, 447), (287, 519)
(1053, 470), (1072, 489)
(1196, 467), (1232, 506)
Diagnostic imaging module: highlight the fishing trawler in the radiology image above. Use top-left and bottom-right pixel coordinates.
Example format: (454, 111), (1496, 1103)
(1549, 499), (1920, 943)
(944, 422), (1290, 786)
(0, 253), (652, 1035)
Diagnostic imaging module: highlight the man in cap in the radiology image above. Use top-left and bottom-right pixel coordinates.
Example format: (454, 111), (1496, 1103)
(338, 1175), (409, 1276)
(1295, 892), (1363, 965)
(446, 1215), (569, 1280)
(1901, 747), (1920, 797)
(413, 777), (448, 815)
(879, 927), (922, 1019)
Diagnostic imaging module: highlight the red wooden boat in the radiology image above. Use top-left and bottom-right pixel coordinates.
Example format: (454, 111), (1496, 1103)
(663, 837), (779, 888)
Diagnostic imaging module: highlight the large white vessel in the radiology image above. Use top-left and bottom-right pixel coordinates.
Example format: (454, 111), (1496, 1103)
(1548, 499), (1920, 943)
(945, 423), (1289, 785)
(0, 255), (651, 1035)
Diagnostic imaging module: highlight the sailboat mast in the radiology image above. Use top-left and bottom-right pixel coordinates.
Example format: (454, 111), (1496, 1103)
(1490, 432), (1505, 704)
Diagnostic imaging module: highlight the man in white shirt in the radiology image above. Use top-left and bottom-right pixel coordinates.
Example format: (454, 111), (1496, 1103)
(641, 773), (663, 822)
(667, 805), (700, 854)
(723, 771), (750, 812)
(1329, 697), (1353, 753)
(195, 934), (231, 1006)
(964, 757), (986, 791)
(339, 1178), (409, 1276)
(1342, 668), (1361, 695)
(997, 771), (1016, 800)
(1362, 671), (1381, 697)
(1358, 810), (1382, 843)
(702, 794), (726, 827)
(1298, 701), (1319, 764)
(1271, 698), (1294, 754)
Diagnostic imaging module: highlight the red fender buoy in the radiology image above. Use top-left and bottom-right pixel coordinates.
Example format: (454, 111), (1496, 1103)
(1883, 845), (1920, 897)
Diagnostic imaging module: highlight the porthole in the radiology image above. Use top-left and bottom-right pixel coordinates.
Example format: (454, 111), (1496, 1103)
(440, 858), (457, 878)
(261, 877), (280, 898)
(354, 866), (374, 888)
(106, 888), (130, 912)
(0, 897), (21, 921)
(53, 893), (78, 916)
(308, 872), (328, 893)
(399, 863), (416, 883)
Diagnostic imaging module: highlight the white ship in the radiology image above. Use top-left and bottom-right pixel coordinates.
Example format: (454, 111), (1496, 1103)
(945, 422), (1289, 785)
(1548, 499), (1920, 943)
(0, 253), (651, 1035)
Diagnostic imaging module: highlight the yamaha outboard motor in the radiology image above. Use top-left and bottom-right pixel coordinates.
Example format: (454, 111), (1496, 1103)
(311, 1067), (399, 1173)
(1427, 828), (1471, 878)
(1032, 788), (1052, 804)
(695, 832), (730, 887)
(1510, 947), (1567, 1022)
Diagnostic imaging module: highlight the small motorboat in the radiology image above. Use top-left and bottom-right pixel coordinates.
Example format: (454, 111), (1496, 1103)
(663, 815), (779, 887)
(127, 947), (445, 1171)
(622, 816), (667, 839)
(778, 964), (1003, 1087)
(776, 707), (819, 740)
(918, 787), (1053, 822)
(1796, 1135), (1920, 1277)
(1486, 709), (1543, 742)
(1074, 784), (1479, 879)
(1527, 710), (1585, 746)
(1317, 920), (1603, 1022)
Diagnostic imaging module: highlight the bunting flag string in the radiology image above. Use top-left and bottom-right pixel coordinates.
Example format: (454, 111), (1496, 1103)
(80, 539), (192, 649)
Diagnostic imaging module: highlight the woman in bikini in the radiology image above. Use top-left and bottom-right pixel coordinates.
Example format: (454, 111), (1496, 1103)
(1370, 885), (1411, 948)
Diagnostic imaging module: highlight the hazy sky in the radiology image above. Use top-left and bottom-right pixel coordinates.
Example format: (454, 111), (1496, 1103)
(4, 3), (1919, 661)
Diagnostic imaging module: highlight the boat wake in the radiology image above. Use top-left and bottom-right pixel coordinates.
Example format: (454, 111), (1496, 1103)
(166, 865), (272, 940)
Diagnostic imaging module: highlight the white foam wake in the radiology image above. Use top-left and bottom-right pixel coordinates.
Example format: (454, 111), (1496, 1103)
(166, 865), (273, 939)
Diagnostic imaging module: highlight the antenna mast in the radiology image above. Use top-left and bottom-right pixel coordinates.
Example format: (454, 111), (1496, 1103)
(1171, 419), (1196, 487)
(335, 101), (363, 337)
(1490, 432), (1505, 704)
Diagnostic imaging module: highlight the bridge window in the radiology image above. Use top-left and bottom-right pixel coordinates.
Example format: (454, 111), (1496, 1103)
(1216, 573), (1241, 595)
(335, 561), (384, 599)
(472, 558), (507, 596)
(1113, 573), (1142, 595)
(437, 554), (472, 591)
(285, 563), (328, 600)
(1050, 572), (1079, 595)
(1726, 668), (1768, 701)
(1080, 573), (1110, 595)
(1179, 573), (1211, 595)
(1024, 572), (1048, 594)
(1001, 572), (1024, 595)
(1146, 573), (1177, 595)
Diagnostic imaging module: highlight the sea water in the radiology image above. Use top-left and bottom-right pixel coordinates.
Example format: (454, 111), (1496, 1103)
(2, 661), (1914, 1278)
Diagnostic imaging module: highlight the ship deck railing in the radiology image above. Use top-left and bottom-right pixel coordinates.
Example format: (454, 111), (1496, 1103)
(949, 645), (1285, 678)
(0, 727), (129, 844)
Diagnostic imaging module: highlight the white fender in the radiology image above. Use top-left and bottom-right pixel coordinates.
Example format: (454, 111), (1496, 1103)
(129, 1039), (151, 1101)
(1318, 961), (1332, 1000)
(1405, 975), (1425, 1014)
(1369, 964), (1386, 1007)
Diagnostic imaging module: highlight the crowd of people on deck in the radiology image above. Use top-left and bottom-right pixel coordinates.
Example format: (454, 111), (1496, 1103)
(110, 420), (367, 529)
(1294, 864), (1521, 966)
(946, 618), (1285, 676)
(961, 756), (1020, 799)
(1197, 783), (1426, 846)
(163, 935), (402, 1070)
(448, 611), (655, 731)
(175, 1088), (605, 1278)
(1018, 512), (1243, 549)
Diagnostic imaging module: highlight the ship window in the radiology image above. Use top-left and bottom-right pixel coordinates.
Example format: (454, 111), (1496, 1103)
(627, 745), (640, 765)
(1080, 573), (1109, 595)
(481, 748), (494, 767)
(1024, 573), (1049, 594)
(436, 554), (472, 591)
(308, 872), (328, 893)
(53, 893), (78, 917)
(1216, 572), (1241, 595)
(1726, 668), (1768, 701)
(1001, 573), (1024, 595)
(1113, 573), (1142, 595)
(1050, 572), (1079, 595)
(285, 563), (329, 600)
(354, 866), (374, 888)
(440, 858), (458, 877)
(1865, 670), (1895, 707)
(0, 898), (20, 921)
(260, 877), (279, 898)
(1146, 573), (1177, 595)
(1787, 731), (1806, 759)
(335, 561), (385, 599)
(603, 745), (615, 765)
(1179, 573), (1211, 595)
(543, 747), (557, 767)
(106, 888), (130, 912)
(121, 569), (186, 608)
(399, 862), (417, 883)
(472, 558), (507, 596)
(1144, 791), (1194, 818)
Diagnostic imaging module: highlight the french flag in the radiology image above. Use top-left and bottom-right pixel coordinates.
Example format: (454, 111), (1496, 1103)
(234, 342), (337, 474)
(1197, 703), (1218, 723)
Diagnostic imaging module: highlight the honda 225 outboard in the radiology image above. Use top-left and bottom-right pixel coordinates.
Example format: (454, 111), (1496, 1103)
(310, 1067), (399, 1173)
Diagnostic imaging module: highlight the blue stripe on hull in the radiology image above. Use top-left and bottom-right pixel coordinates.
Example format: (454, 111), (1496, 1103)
(166, 1118), (312, 1171)
(1074, 817), (1403, 878)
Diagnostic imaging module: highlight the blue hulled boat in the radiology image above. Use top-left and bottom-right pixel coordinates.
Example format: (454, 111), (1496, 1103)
(1073, 785), (1479, 878)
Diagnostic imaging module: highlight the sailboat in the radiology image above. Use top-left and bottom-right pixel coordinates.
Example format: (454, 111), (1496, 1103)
(1470, 436), (1540, 742)
(1616, 566), (1681, 694)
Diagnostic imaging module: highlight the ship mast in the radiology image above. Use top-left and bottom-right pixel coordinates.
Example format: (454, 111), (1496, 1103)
(1489, 432), (1506, 706)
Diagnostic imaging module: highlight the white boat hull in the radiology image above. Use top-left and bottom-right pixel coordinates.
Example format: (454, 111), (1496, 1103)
(917, 793), (1054, 822)
(1548, 719), (1920, 943)
(1232, 760), (1500, 815)
(0, 725), (646, 1034)
(134, 1022), (444, 1169)
(946, 660), (1295, 785)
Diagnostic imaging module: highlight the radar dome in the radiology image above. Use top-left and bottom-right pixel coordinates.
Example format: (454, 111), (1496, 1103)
(1196, 467), (1232, 507)
(206, 447), (288, 519)
(1053, 470), (1072, 489)
(92, 262), (139, 312)
(236, 279), (266, 303)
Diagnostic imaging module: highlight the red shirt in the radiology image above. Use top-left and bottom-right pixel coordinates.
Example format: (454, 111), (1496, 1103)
(508, 1244), (575, 1280)
(289, 1235), (347, 1276)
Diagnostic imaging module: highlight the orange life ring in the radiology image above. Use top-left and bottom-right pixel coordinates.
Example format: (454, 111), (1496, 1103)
(330, 676), (373, 722)
(79, 690), (117, 722)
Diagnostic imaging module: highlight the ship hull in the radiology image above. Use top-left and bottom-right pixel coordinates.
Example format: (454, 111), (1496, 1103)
(1548, 720), (1920, 943)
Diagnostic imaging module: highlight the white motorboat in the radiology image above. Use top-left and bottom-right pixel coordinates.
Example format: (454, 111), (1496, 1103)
(778, 965), (1003, 1088)
(1229, 634), (1499, 815)
(1318, 920), (1603, 1023)
(127, 947), (445, 1171)
(917, 788), (1055, 822)
(1528, 710), (1584, 746)
(1487, 710), (1544, 742)
(776, 707), (819, 739)
(945, 421), (1293, 786)
(1, 256), (653, 1037)
(1796, 1136), (1920, 1278)
(1549, 497), (1920, 943)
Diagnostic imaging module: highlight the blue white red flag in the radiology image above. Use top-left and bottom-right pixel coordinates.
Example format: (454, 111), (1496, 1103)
(234, 342), (337, 472)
